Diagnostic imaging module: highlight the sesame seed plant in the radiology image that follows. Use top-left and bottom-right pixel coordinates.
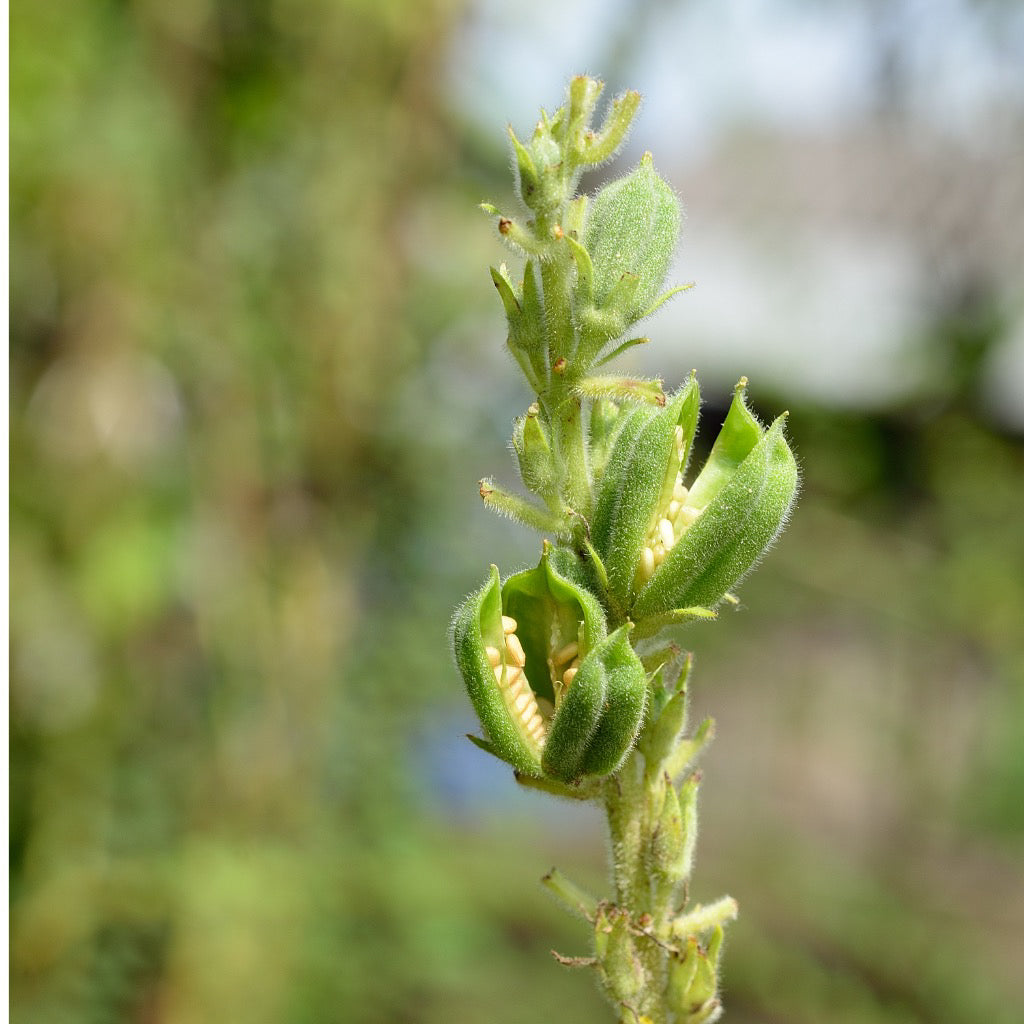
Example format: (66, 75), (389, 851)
(452, 76), (799, 1024)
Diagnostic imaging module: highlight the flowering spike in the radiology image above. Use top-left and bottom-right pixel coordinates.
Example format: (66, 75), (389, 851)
(452, 76), (797, 1023)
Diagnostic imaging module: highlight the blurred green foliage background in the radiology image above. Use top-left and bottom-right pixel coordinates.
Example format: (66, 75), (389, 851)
(10, 1), (1024, 1022)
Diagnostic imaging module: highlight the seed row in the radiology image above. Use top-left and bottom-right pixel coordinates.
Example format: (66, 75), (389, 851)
(485, 616), (546, 748)
(635, 428), (704, 587)
(550, 638), (582, 699)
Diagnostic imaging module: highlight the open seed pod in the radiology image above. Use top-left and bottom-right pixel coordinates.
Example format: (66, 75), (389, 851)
(590, 377), (701, 614)
(632, 380), (799, 620)
(452, 545), (647, 783)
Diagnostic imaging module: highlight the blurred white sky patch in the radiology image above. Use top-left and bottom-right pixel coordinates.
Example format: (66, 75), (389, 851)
(447, 0), (1024, 427)
(637, 227), (928, 408)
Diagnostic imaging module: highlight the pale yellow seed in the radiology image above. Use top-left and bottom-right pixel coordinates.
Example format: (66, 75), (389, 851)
(641, 546), (656, 578)
(668, 499), (681, 519)
(562, 666), (578, 688)
(653, 541), (665, 564)
(552, 640), (579, 665)
(673, 479), (688, 502)
(501, 615), (518, 634)
(507, 671), (525, 695)
(513, 692), (531, 713)
(674, 424), (684, 447)
(505, 633), (527, 667)
(526, 713), (544, 733)
(485, 645), (502, 668)
(658, 518), (674, 550)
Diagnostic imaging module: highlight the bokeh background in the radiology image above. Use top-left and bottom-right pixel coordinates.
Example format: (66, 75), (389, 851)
(10, 1), (1024, 1021)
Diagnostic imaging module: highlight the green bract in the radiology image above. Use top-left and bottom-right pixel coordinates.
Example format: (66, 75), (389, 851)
(452, 546), (647, 784)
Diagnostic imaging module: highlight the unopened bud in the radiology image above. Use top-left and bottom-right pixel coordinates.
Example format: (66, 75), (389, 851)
(583, 154), (680, 333)
(512, 404), (556, 495)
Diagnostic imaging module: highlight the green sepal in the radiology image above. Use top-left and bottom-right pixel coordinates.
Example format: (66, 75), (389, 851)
(566, 74), (604, 156)
(489, 263), (520, 321)
(590, 379), (701, 613)
(632, 412), (798, 618)
(666, 716), (715, 782)
(670, 897), (738, 943)
(542, 636), (608, 782)
(541, 867), (600, 920)
(452, 565), (544, 776)
(542, 624), (646, 782)
(578, 627), (648, 778)
(667, 939), (701, 1016)
(630, 606), (716, 641)
(565, 233), (594, 306)
(518, 260), (547, 375)
(583, 153), (680, 328)
(501, 544), (608, 706)
(593, 335), (650, 369)
(675, 772), (700, 883)
(686, 378), (761, 510)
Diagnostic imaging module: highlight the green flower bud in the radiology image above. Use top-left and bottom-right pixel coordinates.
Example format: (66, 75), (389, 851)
(595, 905), (646, 1005)
(667, 928), (724, 1024)
(651, 776), (688, 885)
(667, 933), (724, 1024)
(453, 545), (647, 783)
(582, 154), (680, 335)
(587, 397), (622, 488)
(512, 403), (556, 496)
(590, 378), (700, 613)
(638, 652), (692, 769)
(632, 383), (799, 620)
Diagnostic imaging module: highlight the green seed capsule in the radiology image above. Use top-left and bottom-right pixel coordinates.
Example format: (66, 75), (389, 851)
(577, 630), (648, 778)
(632, 410), (798, 620)
(452, 565), (544, 776)
(590, 378), (700, 614)
(454, 545), (648, 784)
(543, 625), (647, 782)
